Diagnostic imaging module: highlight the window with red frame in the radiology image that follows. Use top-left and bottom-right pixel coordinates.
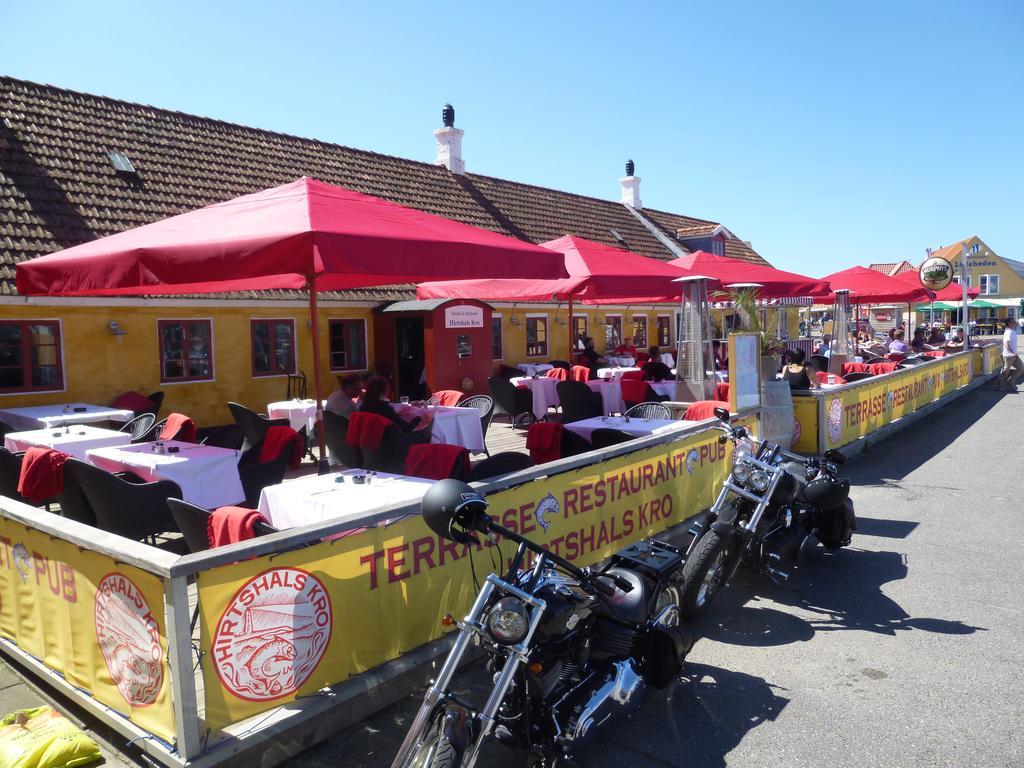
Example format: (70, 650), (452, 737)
(631, 316), (647, 347)
(525, 317), (548, 357)
(251, 319), (296, 376)
(0, 321), (63, 393)
(329, 319), (367, 370)
(159, 320), (213, 382)
(657, 316), (671, 347)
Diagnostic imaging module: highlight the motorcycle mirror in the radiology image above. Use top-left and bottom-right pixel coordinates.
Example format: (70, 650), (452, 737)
(713, 407), (730, 422)
(823, 448), (846, 465)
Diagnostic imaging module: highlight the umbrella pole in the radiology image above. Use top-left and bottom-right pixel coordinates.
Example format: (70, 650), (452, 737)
(567, 294), (575, 363)
(308, 273), (330, 475)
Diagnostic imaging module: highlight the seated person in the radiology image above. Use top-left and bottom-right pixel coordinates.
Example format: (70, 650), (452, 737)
(580, 336), (607, 377)
(888, 330), (909, 354)
(712, 339), (729, 370)
(926, 325), (946, 346)
(615, 336), (639, 359)
(782, 348), (818, 391)
(641, 346), (673, 381)
(816, 334), (833, 357)
(944, 327), (965, 350)
(911, 328), (935, 352)
(358, 374), (428, 433)
(325, 373), (361, 418)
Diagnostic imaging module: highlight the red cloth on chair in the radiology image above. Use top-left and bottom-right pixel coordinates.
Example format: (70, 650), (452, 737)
(924, 350), (946, 358)
(17, 447), (69, 504)
(842, 362), (871, 375)
(816, 372), (847, 385)
(111, 391), (154, 413)
(160, 412), (196, 442)
(714, 382), (731, 402)
(544, 367), (568, 381)
(635, 352), (650, 363)
(526, 422), (563, 464)
(208, 506), (268, 547)
(620, 378), (649, 405)
(404, 444), (470, 481)
(433, 390), (464, 407)
(260, 425), (304, 469)
(886, 353), (906, 363)
(346, 412), (392, 450)
(683, 400), (730, 421)
(620, 369), (644, 381)
(869, 362), (899, 375)
(570, 366), (590, 382)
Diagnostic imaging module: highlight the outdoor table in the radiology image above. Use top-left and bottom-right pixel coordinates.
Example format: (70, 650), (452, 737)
(4, 425), (131, 461)
(606, 355), (635, 368)
(660, 353), (676, 368)
(392, 403), (485, 453)
(0, 403), (134, 432)
(266, 398), (324, 433)
(595, 366), (641, 380)
(586, 380), (678, 415)
(510, 376), (560, 420)
(86, 440), (245, 509)
(564, 415), (688, 444)
(257, 468), (434, 529)
(515, 362), (553, 377)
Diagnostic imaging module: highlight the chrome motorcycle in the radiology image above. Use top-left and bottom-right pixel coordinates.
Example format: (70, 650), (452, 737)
(678, 408), (856, 618)
(392, 479), (694, 768)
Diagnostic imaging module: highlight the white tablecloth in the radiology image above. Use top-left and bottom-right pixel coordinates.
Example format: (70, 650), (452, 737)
(266, 399), (323, 433)
(4, 425), (131, 461)
(660, 353), (676, 368)
(86, 441), (245, 509)
(606, 355), (636, 368)
(510, 376), (560, 420)
(649, 381), (677, 399)
(392, 404), (485, 453)
(595, 366), (641, 380)
(0, 403), (134, 432)
(587, 380), (624, 415)
(515, 363), (553, 377)
(565, 416), (688, 443)
(257, 469), (434, 529)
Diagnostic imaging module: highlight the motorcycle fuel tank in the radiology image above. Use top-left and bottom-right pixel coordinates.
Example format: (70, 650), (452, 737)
(528, 571), (597, 642)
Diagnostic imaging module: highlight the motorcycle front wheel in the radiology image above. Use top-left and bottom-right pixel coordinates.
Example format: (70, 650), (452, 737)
(404, 710), (462, 768)
(679, 531), (735, 619)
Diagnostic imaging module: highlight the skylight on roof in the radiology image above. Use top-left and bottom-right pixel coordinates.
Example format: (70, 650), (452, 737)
(107, 150), (136, 173)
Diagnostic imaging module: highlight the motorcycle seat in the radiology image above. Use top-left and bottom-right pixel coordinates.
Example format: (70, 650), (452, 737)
(596, 568), (648, 624)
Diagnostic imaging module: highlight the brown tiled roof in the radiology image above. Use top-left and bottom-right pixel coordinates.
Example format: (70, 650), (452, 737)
(868, 261), (914, 277)
(0, 76), (768, 300)
(930, 239), (973, 262)
(642, 208), (765, 264)
(674, 223), (721, 239)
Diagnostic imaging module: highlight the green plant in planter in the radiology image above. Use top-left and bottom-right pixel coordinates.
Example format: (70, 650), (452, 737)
(729, 288), (787, 354)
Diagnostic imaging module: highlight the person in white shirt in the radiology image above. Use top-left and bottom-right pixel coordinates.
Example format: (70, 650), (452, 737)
(325, 373), (362, 417)
(998, 317), (1022, 392)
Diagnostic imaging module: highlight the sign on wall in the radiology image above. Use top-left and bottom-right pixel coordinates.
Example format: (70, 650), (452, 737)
(443, 305), (484, 328)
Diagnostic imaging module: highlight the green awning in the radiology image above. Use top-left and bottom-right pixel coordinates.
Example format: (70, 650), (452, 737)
(914, 301), (956, 311)
(968, 299), (1000, 309)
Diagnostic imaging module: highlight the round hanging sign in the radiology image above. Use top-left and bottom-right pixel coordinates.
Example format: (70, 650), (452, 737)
(919, 257), (953, 291)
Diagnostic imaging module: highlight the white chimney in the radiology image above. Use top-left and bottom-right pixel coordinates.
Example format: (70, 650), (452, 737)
(620, 159), (641, 209)
(434, 103), (465, 175)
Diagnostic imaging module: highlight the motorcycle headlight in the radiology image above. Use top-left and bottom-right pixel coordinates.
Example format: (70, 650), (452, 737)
(732, 462), (752, 485)
(749, 470), (770, 492)
(486, 597), (529, 645)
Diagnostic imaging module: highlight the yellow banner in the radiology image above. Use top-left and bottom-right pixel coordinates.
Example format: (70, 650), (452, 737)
(791, 394), (819, 453)
(822, 355), (972, 449)
(0, 517), (175, 742)
(197, 420), (752, 730)
(981, 344), (1000, 375)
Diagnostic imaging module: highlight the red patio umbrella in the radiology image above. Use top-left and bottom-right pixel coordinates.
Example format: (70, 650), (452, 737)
(667, 251), (830, 299)
(890, 269), (979, 301)
(815, 266), (932, 304)
(15, 177), (568, 470)
(417, 234), (718, 354)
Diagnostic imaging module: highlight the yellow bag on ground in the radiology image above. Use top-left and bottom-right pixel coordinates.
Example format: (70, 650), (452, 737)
(0, 707), (101, 768)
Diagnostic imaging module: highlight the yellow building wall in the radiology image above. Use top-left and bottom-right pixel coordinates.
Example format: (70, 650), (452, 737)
(951, 237), (1024, 313)
(0, 303), (374, 427)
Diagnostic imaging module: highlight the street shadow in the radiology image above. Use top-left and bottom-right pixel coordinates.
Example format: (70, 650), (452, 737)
(844, 386), (1004, 485)
(694, 546), (986, 647)
(851, 516), (918, 539)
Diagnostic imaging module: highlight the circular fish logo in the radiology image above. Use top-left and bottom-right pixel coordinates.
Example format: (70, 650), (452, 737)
(535, 493), (559, 533)
(212, 568), (332, 702)
(791, 416), (802, 448)
(685, 448), (699, 474)
(826, 398), (843, 446)
(94, 573), (164, 707)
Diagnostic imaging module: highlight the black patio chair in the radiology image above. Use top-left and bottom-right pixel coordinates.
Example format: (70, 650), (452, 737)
(843, 371), (875, 382)
(556, 380), (601, 424)
(467, 451), (535, 482)
(809, 355), (830, 373)
(228, 402), (290, 451)
(286, 371), (308, 400)
(457, 394), (495, 455)
(119, 413), (156, 443)
(237, 441), (292, 508)
(590, 427), (635, 450)
(167, 498), (278, 553)
(488, 376), (534, 427)
(361, 424), (429, 475)
(68, 458), (182, 543)
(497, 364), (525, 380)
(57, 459), (98, 525)
(548, 359), (572, 371)
(145, 391), (165, 417)
(0, 447), (33, 506)
(0, 421), (18, 440)
(319, 410), (363, 468)
(624, 402), (673, 420)
(561, 428), (594, 458)
(200, 424), (245, 450)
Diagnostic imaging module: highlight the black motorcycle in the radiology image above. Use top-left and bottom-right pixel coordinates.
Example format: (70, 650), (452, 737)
(391, 479), (694, 768)
(677, 408), (857, 618)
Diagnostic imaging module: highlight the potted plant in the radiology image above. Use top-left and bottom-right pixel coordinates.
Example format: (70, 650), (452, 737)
(730, 289), (786, 383)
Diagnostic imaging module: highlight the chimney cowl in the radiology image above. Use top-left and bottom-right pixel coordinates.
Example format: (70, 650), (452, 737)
(442, 103), (455, 128)
(620, 160), (641, 209)
(434, 105), (465, 174)
(625, 159), (635, 176)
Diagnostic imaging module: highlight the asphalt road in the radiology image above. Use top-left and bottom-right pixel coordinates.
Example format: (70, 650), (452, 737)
(299, 384), (1024, 768)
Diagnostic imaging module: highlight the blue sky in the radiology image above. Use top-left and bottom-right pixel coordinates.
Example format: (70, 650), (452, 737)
(5, 1), (1022, 274)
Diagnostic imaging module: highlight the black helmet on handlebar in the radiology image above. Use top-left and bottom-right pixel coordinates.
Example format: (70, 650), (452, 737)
(421, 479), (490, 544)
